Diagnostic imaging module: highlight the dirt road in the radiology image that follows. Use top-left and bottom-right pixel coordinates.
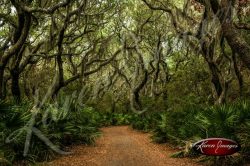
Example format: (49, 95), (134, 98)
(45, 126), (200, 166)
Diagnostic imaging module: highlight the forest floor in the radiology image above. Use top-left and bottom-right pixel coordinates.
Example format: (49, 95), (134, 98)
(42, 126), (201, 166)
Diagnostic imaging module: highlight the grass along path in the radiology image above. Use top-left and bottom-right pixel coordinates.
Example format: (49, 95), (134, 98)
(43, 126), (200, 166)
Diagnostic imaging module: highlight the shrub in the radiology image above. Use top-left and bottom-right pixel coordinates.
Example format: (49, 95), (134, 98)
(151, 105), (202, 144)
(99, 113), (132, 126)
(0, 101), (101, 165)
(130, 112), (161, 132)
(151, 101), (250, 165)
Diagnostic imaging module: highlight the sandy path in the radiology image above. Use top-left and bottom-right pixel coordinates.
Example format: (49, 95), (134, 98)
(44, 126), (200, 166)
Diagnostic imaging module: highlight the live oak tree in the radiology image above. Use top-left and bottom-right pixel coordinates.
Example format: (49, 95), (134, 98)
(142, 0), (250, 104)
(0, 0), (122, 102)
(0, 0), (249, 107)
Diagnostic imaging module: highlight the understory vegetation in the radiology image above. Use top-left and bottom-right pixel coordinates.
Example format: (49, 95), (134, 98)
(100, 100), (250, 166)
(0, 0), (250, 165)
(1, 100), (250, 165)
(0, 101), (101, 165)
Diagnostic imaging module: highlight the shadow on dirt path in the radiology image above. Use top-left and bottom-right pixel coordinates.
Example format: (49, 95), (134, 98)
(44, 126), (200, 166)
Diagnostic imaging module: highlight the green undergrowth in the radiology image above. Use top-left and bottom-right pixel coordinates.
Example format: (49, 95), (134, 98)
(1, 99), (250, 166)
(131, 100), (250, 166)
(0, 101), (101, 165)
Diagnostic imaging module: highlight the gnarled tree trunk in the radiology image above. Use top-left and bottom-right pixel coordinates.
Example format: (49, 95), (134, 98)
(11, 69), (21, 103)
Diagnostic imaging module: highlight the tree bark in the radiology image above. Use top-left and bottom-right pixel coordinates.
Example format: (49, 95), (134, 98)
(0, 8), (31, 101)
(207, 62), (223, 100)
(0, 66), (5, 100)
(232, 52), (243, 96)
(11, 70), (21, 103)
(130, 70), (149, 112)
(211, 0), (250, 70)
(222, 23), (250, 70)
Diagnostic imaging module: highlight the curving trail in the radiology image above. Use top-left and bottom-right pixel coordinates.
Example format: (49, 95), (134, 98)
(44, 126), (200, 166)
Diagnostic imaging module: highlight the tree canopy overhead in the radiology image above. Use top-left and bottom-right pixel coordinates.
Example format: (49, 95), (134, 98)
(0, 0), (250, 107)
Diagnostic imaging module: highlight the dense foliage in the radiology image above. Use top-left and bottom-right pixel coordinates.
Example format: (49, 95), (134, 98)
(0, 0), (250, 165)
(128, 100), (250, 166)
(0, 101), (101, 165)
